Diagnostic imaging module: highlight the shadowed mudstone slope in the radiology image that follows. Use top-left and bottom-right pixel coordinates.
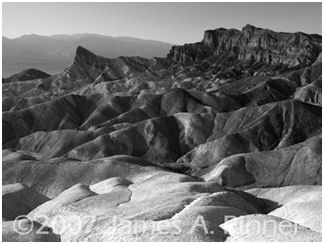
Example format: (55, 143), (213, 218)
(201, 134), (321, 188)
(2, 219), (60, 242)
(6, 99), (320, 167)
(176, 100), (321, 174)
(2, 25), (322, 242)
(2, 183), (49, 220)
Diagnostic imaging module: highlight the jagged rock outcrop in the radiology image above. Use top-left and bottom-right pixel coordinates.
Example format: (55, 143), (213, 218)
(294, 79), (322, 105)
(2, 25), (322, 242)
(62, 46), (154, 84)
(168, 24), (322, 68)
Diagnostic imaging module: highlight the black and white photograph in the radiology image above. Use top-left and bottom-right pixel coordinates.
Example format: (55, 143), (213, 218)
(1, 1), (323, 242)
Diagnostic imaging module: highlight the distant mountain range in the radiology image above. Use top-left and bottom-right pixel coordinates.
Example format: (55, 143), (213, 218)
(2, 33), (173, 77)
(2, 25), (322, 242)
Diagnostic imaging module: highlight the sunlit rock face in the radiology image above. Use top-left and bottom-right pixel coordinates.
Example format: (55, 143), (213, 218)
(168, 24), (322, 67)
(2, 24), (322, 242)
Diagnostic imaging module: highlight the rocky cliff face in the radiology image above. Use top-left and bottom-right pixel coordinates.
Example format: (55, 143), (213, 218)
(64, 46), (154, 84)
(168, 24), (322, 67)
(2, 25), (322, 242)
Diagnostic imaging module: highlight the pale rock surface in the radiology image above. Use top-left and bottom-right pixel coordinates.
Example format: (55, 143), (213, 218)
(220, 214), (321, 242)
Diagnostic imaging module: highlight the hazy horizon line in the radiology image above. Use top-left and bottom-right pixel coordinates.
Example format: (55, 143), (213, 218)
(2, 33), (178, 45)
(3, 23), (322, 46)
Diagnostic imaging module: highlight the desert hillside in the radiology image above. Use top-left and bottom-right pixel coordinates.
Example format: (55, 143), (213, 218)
(2, 34), (173, 76)
(2, 24), (322, 242)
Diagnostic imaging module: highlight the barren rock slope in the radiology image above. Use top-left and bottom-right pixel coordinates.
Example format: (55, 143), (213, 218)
(2, 25), (322, 242)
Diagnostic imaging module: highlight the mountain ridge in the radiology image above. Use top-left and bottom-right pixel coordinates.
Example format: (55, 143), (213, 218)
(2, 33), (174, 76)
(3, 33), (175, 45)
(2, 24), (322, 242)
(168, 24), (321, 67)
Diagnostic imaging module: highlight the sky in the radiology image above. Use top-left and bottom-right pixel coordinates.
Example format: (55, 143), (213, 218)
(2, 2), (322, 44)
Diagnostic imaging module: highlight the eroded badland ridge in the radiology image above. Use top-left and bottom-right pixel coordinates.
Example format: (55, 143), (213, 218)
(2, 24), (322, 241)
